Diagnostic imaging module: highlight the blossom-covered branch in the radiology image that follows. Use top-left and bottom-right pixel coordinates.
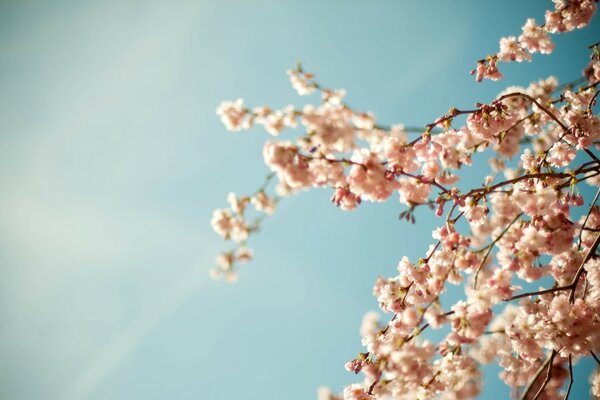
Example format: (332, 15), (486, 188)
(210, 6), (600, 399)
(472, 0), (597, 82)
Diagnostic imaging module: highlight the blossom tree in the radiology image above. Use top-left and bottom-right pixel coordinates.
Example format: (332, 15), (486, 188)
(211, 1), (600, 398)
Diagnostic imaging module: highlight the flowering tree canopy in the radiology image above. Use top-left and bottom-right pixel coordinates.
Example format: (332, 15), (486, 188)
(211, 1), (600, 399)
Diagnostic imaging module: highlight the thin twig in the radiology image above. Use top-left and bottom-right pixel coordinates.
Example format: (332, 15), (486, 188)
(591, 350), (600, 366)
(506, 232), (600, 303)
(405, 310), (456, 343)
(563, 355), (573, 400)
(497, 92), (600, 163)
(588, 88), (600, 111)
(367, 372), (382, 395)
(569, 232), (600, 303)
(578, 187), (600, 250)
(518, 352), (555, 400)
(473, 213), (523, 289)
(531, 350), (556, 400)
(507, 285), (569, 302)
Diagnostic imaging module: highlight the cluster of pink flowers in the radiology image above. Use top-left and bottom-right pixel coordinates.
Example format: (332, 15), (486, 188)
(211, 3), (600, 399)
(209, 189), (277, 280)
(472, 0), (596, 82)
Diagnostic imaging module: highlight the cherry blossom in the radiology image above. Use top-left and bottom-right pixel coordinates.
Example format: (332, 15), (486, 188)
(519, 18), (555, 54)
(474, 1), (596, 81)
(210, 3), (600, 399)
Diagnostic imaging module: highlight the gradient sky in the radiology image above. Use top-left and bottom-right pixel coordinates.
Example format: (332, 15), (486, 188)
(0, 1), (599, 399)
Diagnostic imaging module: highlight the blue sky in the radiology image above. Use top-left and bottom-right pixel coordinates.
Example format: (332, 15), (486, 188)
(0, 1), (598, 399)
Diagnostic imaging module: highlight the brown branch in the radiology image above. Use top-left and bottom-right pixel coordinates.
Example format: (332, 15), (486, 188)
(473, 213), (523, 289)
(407, 108), (480, 147)
(582, 227), (600, 232)
(497, 93), (568, 131)
(405, 310), (455, 343)
(558, 170), (600, 191)
(563, 355), (573, 400)
(367, 372), (382, 395)
(506, 231), (600, 302)
(424, 241), (442, 263)
(497, 92), (600, 163)
(299, 154), (452, 195)
(423, 370), (441, 389)
(399, 171), (451, 195)
(532, 350), (556, 400)
(578, 187), (600, 250)
(588, 88), (600, 112)
(467, 167), (597, 198)
(518, 351), (556, 400)
(591, 350), (600, 366)
(506, 285), (570, 302)
(569, 231), (600, 303)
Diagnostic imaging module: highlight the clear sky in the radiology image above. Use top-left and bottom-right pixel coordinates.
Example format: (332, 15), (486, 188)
(0, 1), (598, 399)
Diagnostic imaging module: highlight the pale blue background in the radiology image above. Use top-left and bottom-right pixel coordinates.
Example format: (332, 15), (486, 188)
(0, 1), (598, 399)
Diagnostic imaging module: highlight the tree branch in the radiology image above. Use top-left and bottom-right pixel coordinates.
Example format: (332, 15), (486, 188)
(473, 213), (523, 289)
(519, 350), (556, 400)
(563, 354), (573, 400)
(578, 187), (600, 250)
(506, 232), (600, 303)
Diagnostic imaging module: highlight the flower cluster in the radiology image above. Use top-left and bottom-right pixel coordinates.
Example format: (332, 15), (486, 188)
(472, 1), (596, 82)
(209, 188), (277, 280)
(210, 4), (600, 399)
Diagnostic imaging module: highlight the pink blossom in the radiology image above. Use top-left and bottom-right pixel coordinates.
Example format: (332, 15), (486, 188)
(251, 192), (277, 215)
(331, 187), (361, 211)
(471, 58), (503, 82)
(498, 36), (532, 62)
(591, 369), (600, 398)
(545, 0), (596, 33)
(397, 179), (431, 206)
(287, 69), (316, 95)
(216, 99), (253, 131)
(547, 142), (576, 167)
(342, 384), (372, 400)
(519, 19), (555, 54)
(348, 151), (398, 202)
(467, 102), (516, 141)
